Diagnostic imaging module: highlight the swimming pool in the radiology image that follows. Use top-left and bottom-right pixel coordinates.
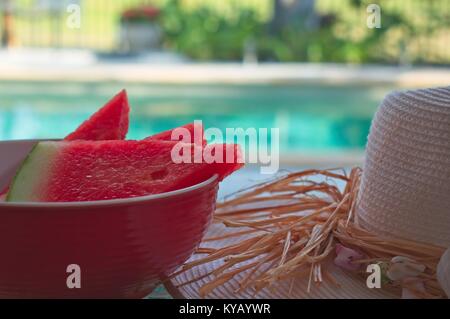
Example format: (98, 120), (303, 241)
(0, 81), (395, 155)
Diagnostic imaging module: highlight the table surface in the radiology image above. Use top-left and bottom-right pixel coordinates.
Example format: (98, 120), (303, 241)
(147, 285), (172, 299)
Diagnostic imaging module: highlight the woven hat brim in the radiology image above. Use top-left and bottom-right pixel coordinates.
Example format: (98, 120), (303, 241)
(168, 222), (399, 299)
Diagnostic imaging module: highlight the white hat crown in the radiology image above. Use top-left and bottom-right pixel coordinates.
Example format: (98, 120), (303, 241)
(357, 86), (450, 247)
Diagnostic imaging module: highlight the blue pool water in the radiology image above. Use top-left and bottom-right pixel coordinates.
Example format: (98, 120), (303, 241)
(0, 81), (395, 154)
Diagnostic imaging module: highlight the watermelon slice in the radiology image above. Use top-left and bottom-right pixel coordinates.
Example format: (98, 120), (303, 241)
(6, 140), (243, 202)
(146, 122), (207, 146)
(0, 90), (131, 197)
(65, 89), (130, 141)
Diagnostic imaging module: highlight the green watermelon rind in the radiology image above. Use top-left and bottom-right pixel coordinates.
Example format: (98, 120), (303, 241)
(5, 144), (37, 202)
(6, 142), (58, 202)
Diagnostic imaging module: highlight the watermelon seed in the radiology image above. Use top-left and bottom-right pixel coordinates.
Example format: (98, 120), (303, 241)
(150, 169), (168, 180)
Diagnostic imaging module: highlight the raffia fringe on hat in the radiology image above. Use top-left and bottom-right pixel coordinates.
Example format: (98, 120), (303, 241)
(170, 168), (447, 299)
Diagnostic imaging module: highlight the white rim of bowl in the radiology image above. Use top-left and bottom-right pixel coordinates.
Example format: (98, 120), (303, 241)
(0, 139), (219, 208)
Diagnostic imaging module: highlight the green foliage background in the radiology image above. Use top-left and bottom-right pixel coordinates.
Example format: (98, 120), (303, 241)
(9, 0), (450, 64)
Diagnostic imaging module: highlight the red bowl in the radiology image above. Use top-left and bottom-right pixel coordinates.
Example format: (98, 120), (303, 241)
(0, 140), (218, 298)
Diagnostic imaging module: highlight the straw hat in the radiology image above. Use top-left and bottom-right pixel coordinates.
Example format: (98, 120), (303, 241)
(437, 248), (450, 297)
(357, 86), (450, 247)
(168, 86), (450, 299)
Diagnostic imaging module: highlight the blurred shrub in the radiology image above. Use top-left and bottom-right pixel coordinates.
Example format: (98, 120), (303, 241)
(159, 0), (263, 60)
(157, 0), (450, 64)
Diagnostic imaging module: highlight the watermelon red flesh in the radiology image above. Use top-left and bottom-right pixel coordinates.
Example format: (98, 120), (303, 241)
(64, 89), (130, 141)
(7, 140), (243, 202)
(146, 122), (207, 146)
(1, 122), (200, 196)
(0, 90), (131, 197)
(0, 186), (8, 196)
